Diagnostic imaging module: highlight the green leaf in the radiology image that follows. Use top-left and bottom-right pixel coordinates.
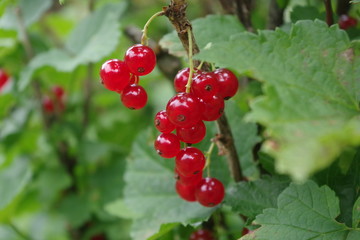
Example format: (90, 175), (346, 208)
(0, 157), (32, 210)
(107, 130), (216, 240)
(19, 2), (126, 90)
(196, 20), (360, 181)
(159, 14), (244, 57)
(0, 0), (52, 30)
(225, 176), (289, 219)
(353, 197), (360, 228)
(59, 194), (91, 228)
(241, 181), (360, 240)
(290, 6), (325, 22)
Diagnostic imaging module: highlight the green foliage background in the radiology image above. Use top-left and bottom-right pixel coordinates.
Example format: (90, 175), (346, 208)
(0, 0), (359, 240)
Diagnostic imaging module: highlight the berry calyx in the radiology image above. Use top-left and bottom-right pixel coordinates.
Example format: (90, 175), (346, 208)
(191, 72), (219, 101)
(176, 121), (206, 144)
(175, 168), (202, 186)
(175, 180), (197, 202)
(214, 68), (239, 99)
(124, 44), (156, 76)
(189, 229), (214, 240)
(100, 59), (131, 92)
(0, 69), (9, 91)
(154, 133), (181, 158)
(154, 110), (175, 133)
(339, 15), (358, 30)
(195, 177), (225, 207)
(166, 92), (202, 128)
(200, 95), (224, 121)
(175, 147), (205, 177)
(121, 84), (148, 110)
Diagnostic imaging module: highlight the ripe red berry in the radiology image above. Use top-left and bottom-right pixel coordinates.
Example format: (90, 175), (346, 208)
(124, 44), (156, 76)
(154, 110), (175, 133)
(176, 121), (206, 144)
(52, 85), (65, 100)
(175, 147), (206, 177)
(195, 177), (225, 207)
(100, 59), (131, 92)
(191, 72), (219, 101)
(242, 227), (250, 236)
(42, 96), (55, 113)
(189, 229), (214, 240)
(121, 84), (148, 110)
(200, 95), (224, 121)
(174, 68), (190, 93)
(339, 15), (358, 29)
(0, 69), (9, 91)
(175, 180), (197, 202)
(214, 68), (239, 99)
(175, 168), (202, 186)
(166, 92), (202, 128)
(154, 133), (180, 158)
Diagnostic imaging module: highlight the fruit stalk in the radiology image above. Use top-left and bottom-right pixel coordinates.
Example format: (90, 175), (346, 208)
(164, 0), (243, 182)
(324, 0), (334, 26)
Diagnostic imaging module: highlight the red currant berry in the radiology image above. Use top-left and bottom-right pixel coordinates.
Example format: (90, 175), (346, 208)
(195, 177), (225, 207)
(100, 59), (131, 92)
(121, 84), (147, 110)
(200, 95), (224, 121)
(154, 110), (175, 133)
(52, 85), (65, 100)
(166, 92), (202, 128)
(42, 96), (55, 113)
(175, 168), (202, 186)
(176, 121), (206, 144)
(191, 72), (219, 101)
(242, 227), (251, 236)
(124, 44), (156, 76)
(214, 68), (239, 99)
(175, 180), (197, 202)
(176, 147), (205, 177)
(174, 68), (189, 92)
(154, 133), (180, 158)
(339, 15), (358, 29)
(0, 69), (9, 91)
(189, 229), (214, 240)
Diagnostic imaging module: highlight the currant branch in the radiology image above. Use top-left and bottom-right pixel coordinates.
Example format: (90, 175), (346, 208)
(164, 0), (244, 182)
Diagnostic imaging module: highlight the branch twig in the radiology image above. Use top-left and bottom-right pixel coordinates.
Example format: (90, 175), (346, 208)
(164, 0), (243, 182)
(324, 0), (334, 26)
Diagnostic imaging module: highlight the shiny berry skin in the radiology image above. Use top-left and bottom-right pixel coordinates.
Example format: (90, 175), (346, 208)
(200, 95), (224, 121)
(189, 229), (214, 240)
(166, 92), (202, 128)
(154, 110), (175, 133)
(0, 69), (9, 91)
(175, 168), (202, 186)
(52, 85), (65, 99)
(154, 133), (181, 158)
(195, 177), (225, 207)
(339, 15), (357, 30)
(176, 121), (206, 144)
(214, 68), (239, 99)
(100, 59), (131, 92)
(174, 68), (190, 92)
(124, 44), (156, 76)
(42, 96), (55, 113)
(175, 181), (196, 202)
(121, 84), (147, 110)
(176, 147), (205, 177)
(192, 72), (219, 101)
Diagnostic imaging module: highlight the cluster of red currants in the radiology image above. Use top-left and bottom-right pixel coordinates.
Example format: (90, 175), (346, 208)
(99, 44), (156, 109)
(153, 67), (239, 207)
(42, 85), (66, 114)
(189, 229), (214, 240)
(338, 14), (358, 30)
(0, 69), (10, 92)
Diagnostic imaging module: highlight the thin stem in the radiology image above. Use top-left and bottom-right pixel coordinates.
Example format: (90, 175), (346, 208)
(205, 141), (215, 177)
(197, 60), (205, 70)
(324, 0), (334, 26)
(9, 222), (33, 240)
(185, 27), (194, 93)
(141, 11), (164, 45)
